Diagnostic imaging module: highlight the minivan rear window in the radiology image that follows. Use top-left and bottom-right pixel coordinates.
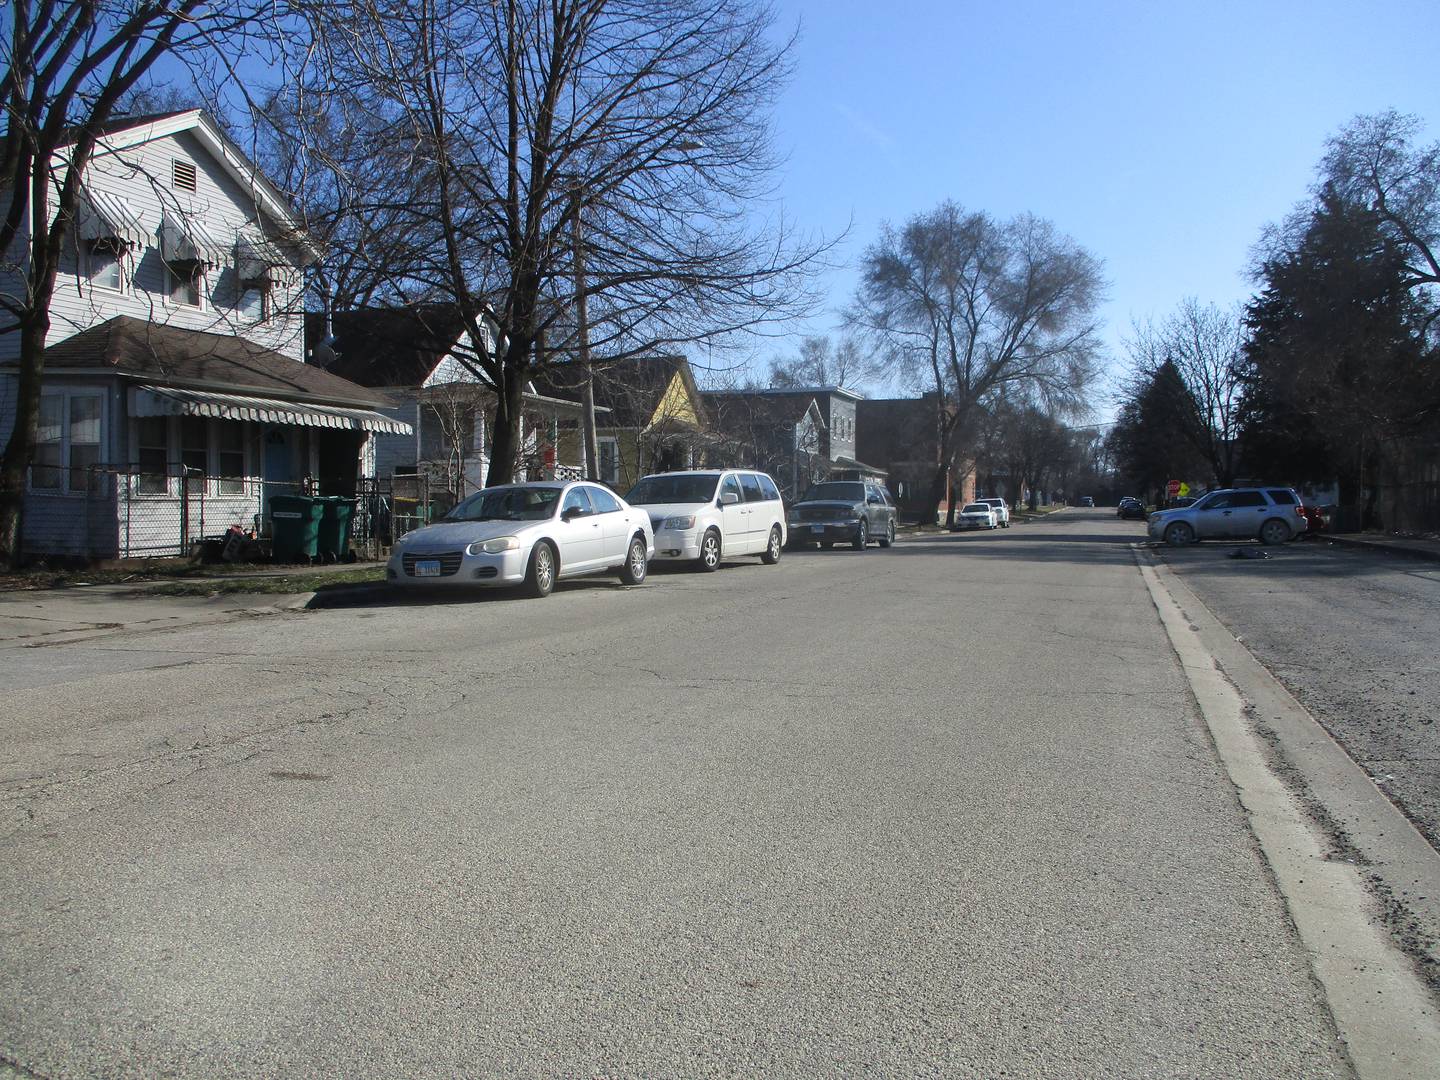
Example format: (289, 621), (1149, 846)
(740, 473), (766, 502)
(757, 474), (780, 501)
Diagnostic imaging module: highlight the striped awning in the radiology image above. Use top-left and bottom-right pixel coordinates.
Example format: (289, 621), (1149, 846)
(235, 233), (299, 287)
(131, 386), (412, 435)
(76, 189), (148, 249)
(159, 212), (229, 268)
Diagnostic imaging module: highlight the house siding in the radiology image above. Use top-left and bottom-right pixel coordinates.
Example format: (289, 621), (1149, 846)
(0, 128), (307, 366)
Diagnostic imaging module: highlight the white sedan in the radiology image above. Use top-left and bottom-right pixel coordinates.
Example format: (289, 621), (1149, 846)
(951, 502), (1000, 531)
(387, 481), (654, 598)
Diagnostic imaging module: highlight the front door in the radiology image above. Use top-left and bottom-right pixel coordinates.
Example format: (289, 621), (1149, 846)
(262, 428), (294, 533)
(718, 473), (748, 555)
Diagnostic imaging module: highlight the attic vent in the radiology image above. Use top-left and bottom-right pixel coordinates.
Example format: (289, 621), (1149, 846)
(172, 159), (197, 192)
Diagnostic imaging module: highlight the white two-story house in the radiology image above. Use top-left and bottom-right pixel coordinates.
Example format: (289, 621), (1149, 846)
(0, 110), (410, 559)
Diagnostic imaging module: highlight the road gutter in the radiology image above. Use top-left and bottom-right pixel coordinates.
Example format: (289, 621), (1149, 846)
(1136, 548), (1440, 1079)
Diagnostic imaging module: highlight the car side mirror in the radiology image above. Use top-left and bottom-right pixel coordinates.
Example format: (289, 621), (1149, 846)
(720, 491), (740, 506)
(562, 506), (584, 521)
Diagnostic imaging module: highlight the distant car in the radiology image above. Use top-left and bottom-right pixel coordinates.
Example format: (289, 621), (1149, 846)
(952, 502), (999, 531)
(387, 481), (653, 597)
(787, 480), (897, 550)
(1147, 486), (1308, 547)
(977, 497), (1011, 528)
(1117, 497), (1147, 520)
(624, 469), (786, 571)
(1079, 496), (1095, 507)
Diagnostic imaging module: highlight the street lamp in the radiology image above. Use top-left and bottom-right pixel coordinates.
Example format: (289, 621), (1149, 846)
(568, 141), (703, 482)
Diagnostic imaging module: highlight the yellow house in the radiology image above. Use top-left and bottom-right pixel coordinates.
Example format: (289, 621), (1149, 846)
(536, 355), (711, 491)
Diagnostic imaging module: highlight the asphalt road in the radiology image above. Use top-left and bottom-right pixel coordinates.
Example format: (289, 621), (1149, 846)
(1156, 533), (1440, 853)
(1, 513), (1356, 1077)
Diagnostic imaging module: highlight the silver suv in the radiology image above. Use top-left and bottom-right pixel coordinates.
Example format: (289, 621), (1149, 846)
(1148, 487), (1307, 547)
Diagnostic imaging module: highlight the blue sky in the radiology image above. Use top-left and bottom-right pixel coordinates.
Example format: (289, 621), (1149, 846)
(763, 0), (1440, 403)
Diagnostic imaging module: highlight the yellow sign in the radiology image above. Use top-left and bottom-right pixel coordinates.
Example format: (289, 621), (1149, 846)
(1178, 482), (1190, 496)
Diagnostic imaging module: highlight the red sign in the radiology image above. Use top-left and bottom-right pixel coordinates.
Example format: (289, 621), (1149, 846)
(1166, 480), (1181, 497)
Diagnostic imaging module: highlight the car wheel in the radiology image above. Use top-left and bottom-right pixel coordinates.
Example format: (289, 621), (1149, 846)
(761, 526), (783, 564)
(697, 528), (722, 572)
(1164, 521), (1195, 547)
(1258, 518), (1291, 546)
(619, 535), (648, 585)
(877, 519), (895, 548)
(852, 519), (867, 551)
(524, 541), (556, 597)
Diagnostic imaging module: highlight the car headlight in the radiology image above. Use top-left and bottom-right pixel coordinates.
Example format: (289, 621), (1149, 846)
(660, 515), (696, 530)
(466, 535), (520, 556)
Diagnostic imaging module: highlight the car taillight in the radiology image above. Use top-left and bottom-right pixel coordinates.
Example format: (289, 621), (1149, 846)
(1295, 505), (1307, 518)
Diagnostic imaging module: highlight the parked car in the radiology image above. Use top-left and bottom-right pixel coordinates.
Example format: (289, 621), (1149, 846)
(386, 481), (653, 597)
(1147, 486), (1308, 547)
(624, 469), (786, 571)
(786, 480), (897, 550)
(1079, 496), (1095, 507)
(1117, 497), (1148, 520)
(977, 497), (1011, 528)
(952, 502), (999, 531)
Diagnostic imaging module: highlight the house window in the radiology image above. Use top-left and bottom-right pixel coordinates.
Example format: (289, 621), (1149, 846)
(598, 436), (620, 484)
(86, 241), (125, 291)
(237, 285), (271, 322)
(180, 416), (208, 477)
(172, 159), (197, 192)
(167, 262), (204, 307)
(29, 391), (103, 493)
(216, 423), (245, 495)
(136, 417), (169, 495)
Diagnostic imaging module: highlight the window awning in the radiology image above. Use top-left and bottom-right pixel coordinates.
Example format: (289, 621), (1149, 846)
(131, 387), (412, 435)
(159, 212), (229, 268)
(77, 189), (148, 249)
(235, 233), (298, 287)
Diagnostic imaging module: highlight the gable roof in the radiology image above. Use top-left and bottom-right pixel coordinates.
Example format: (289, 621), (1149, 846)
(533, 355), (705, 429)
(81, 109), (320, 262)
(309, 307), (476, 388)
(702, 390), (823, 433)
(22, 316), (394, 409)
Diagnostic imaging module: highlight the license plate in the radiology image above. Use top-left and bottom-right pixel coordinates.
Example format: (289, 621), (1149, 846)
(810, 524), (824, 533)
(414, 560), (441, 577)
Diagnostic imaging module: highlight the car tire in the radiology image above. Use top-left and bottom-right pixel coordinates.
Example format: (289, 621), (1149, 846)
(619, 535), (648, 585)
(524, 541), (556, 597)
(877, 520), (895, 548)
(697, 528), (722, 572)
(1164, 521), (1195, 547)
(1258, 518), (1291, 546)
(761, 526), (783, 564)
(852, 519), (867, 551)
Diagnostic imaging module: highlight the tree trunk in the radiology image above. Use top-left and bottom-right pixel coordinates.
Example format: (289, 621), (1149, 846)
(486, 367), (527, 487)
(0, 316), (51, 568)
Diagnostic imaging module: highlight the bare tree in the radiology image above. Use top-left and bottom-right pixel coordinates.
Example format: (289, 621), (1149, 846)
(1124, 299), (1244, 486)
(767, 333), (875, 389)
(0, 1), (290, 565)
(852, 200), (1104, 524)
(276, 0), (830, 487)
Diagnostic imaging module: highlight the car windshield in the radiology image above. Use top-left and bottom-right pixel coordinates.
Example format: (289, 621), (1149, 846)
(962, 504), (989, 513)
(625, 474), (719, 505)
(445, 486), (560, 522)
(801, 482), (865, 502)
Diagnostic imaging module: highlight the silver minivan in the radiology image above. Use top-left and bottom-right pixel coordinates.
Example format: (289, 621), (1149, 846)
(624, 469), (787, 571)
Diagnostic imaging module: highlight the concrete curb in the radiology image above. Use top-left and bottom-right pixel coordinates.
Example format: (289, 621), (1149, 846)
(1136, 545), (1440, 1076)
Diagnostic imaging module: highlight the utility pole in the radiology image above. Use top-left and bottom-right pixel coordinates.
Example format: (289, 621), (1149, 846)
(570, 183), (599, 482)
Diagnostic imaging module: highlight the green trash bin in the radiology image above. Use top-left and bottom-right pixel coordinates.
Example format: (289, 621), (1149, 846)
(270, 494), (323, 563)
(317, 497), (358, 563)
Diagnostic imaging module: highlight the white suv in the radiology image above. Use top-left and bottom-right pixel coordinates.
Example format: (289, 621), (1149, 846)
(624, 470), (787, 571)
(977, 498), (1010, 528)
